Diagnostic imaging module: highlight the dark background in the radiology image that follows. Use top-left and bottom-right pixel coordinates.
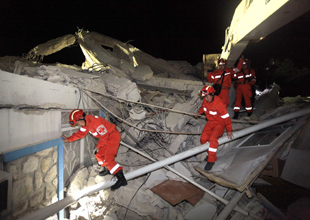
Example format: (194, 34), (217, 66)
(1, 1), (310, 95)
(1, 1), (309, 66)
(0, 1), (239, 65)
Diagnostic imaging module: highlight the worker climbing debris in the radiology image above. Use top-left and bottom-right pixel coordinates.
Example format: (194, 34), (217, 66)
(194, 85), (234, 170)
(61, 109), (127, 190)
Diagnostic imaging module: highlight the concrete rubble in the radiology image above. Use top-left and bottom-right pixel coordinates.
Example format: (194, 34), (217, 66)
(1, 28), (310, 220)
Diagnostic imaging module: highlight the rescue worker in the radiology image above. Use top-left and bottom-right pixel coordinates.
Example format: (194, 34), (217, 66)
(61, 109), (127, 190)
(194, 86), (233, 171)
(207, 58), (238, 107)
(232, 56), (256, 119)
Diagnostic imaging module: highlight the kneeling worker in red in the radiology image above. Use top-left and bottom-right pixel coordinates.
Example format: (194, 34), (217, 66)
(61, 109), (127, 190)
(195, 86), (234, 171)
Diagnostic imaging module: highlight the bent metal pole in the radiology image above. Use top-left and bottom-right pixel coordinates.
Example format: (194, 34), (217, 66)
(19, 107), (310, 220)
(120, 141), (262, 219)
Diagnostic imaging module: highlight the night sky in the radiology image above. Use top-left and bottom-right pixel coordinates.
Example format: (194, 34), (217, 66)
(1, 1), (310, 69)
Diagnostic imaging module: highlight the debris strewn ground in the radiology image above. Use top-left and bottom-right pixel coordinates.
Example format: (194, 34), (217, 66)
(1, 29), (310, 220)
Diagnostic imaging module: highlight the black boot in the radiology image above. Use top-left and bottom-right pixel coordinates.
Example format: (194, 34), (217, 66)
(247, 112), (252, 117)
(233, 112), (239, 119)
(99, 167), (110, 176)
(111, 170), (127, 190)
(204, 156), (208, 161)
(204, 162), (215, 171)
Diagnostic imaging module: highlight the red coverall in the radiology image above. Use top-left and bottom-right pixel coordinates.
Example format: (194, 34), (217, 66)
(67, 115), (122, 175)
(207, 68), (237, 107)
(198, 96), (233, 162)
(232, 59), (256, 113)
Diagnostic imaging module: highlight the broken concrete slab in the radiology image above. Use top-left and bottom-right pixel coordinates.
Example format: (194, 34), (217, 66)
(26, 34), (76, 57)
(185, 202), (217, 220)
(136, 76), (204, 96)
(89, 31), (124, 49)
(113, 43), (136, 66)
(169, 135), (188, 154)
(165, 91), (202, 132)
(120, 59), (135, 76)
(100, 73), (141, 102)
(131, 65), (153, 81)
(144, 169), (168, 188)
(76, 29), (120, 69)
(167, 60), (200, 79)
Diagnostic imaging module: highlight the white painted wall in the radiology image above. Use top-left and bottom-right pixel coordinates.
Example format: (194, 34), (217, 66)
(0, 109), (61, 153)
(0, 70), (97, 109)
(0, 70), (99, 153)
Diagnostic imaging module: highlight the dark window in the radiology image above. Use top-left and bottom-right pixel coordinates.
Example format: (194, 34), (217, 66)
(0, 180), (8, 213)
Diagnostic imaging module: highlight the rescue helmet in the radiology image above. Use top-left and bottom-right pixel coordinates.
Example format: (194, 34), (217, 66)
(200, 85), (215, 97)
(242, 59), (250, 65)
(218, 58), (227, 65)
(69, 109), (84, 126)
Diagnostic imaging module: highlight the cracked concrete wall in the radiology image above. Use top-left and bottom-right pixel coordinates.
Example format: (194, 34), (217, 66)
(0, 70), (91, 109)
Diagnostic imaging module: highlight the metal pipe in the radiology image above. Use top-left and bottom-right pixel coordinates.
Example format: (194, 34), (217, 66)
(57, 143), (64, 220)
(80, 138), (85, 168)
(120, 141), (260, 218)
(19, 107), (310, 220)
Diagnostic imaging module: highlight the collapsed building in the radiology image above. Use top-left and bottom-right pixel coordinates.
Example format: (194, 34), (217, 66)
(0, 28), (309, 220)
(1, 1), (310, 219)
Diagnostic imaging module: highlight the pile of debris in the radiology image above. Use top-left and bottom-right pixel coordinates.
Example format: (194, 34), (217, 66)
(1, 28), (310, 220)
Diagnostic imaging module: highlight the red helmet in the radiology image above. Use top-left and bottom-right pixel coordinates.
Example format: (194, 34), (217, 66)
(69, 109), (84, 126)
(218, 58), (227, 65)
(242, 59), (250, 65)
(200, 85), (216, 97)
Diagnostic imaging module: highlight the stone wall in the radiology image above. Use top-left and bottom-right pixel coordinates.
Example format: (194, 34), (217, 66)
(3, 147), (58, 219)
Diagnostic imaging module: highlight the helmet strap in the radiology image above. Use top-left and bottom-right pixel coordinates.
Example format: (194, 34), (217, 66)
(78, 117), (86, 125)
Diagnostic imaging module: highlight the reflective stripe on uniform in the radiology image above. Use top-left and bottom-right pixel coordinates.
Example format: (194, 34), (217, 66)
(221, 113), (229, 119)
(209, 148), (217, 152)
(234, 107), (240, 110)
(209, 111), (217, 115)
(203, 107), (207, 111)
(89, 131), (98, 136)
(245, 107), (252, 110)
(80, 127), (86, 132)
(110, 164), (120, 174)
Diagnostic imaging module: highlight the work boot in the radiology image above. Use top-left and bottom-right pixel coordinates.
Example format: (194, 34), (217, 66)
(204, 162), (215, 171)
(233, 112), (239, 119)
(99, 167), (110, 176)
(111, 170), (127, 190)
(247, 112), (252, 117)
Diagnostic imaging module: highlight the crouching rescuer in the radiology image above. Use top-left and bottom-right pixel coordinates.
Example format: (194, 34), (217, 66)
(195, 86), (234, 171)
(61, 109), (127, 190)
